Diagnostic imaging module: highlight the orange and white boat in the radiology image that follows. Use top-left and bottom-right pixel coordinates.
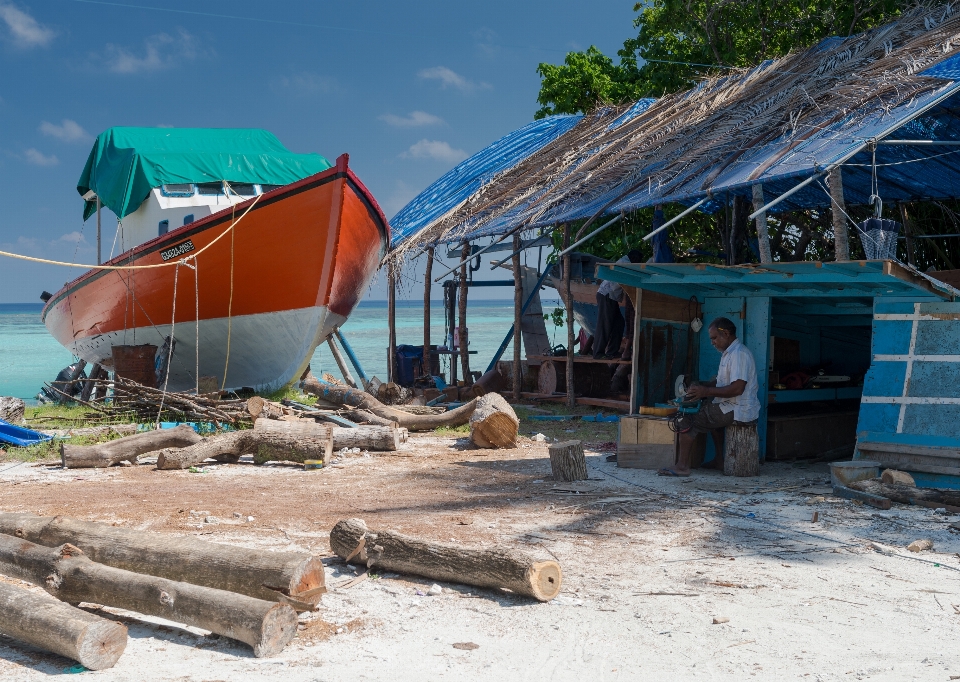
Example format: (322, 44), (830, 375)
(41, 128), (388, 392)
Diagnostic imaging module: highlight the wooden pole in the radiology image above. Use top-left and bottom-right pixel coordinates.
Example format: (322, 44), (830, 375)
(828, 168), (850, 261)
(512, 232), (523, 400)
(0, 534), (298, 657)
(330, 518), (562, 602)
(899, 203), (916, 266)
(751, 184), (773, 264)
(327, 336), (358, 388)
(458, 249), (470, 385)
(96, 197), (102, 266)
(0, 581), (127, 670)
(629, 288), (643, 414)
(423, 246), (434, 379)
(387, 261), (397, 383)
(563, 225), (575, 409)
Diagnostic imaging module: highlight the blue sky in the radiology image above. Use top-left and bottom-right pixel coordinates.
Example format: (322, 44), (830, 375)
(0, 0), (636, 302)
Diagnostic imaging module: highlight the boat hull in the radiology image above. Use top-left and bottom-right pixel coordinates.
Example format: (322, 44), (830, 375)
(42, 155), (388, 392)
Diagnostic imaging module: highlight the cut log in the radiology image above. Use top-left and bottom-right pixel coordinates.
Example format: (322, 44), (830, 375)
(723, 422), (760, 477)
(342, 409), (397, 428)
(155, 428), (333, 470)
(469, 367), (508, 399)
(246, 396), (296, 420)
(0, 580), (127, 670)
(548, 440), (587, 481)
(254, 417), (400, 451)
(302, 375), (478, 431)
(61, 424), (202, 469)
(0, 396), (26, 423)
(0, 512), (325, 610)
(469, 393), (519, 448)
(329, 518), (561, 602)
(850, 479), (960, 508)
(881, 469), (916, 486)
(0, 534), (297, 657)
(538, 360), (558, 395)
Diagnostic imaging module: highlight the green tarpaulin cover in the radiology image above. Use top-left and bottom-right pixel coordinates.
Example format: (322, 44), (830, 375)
(77, 127), (332, 220)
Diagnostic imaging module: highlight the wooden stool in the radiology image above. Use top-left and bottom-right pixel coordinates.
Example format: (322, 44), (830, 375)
(723, 421), (759, 477)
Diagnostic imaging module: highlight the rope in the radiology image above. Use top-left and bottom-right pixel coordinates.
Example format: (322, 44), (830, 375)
(193, 257), (199, 395)
(221, 182), (240, 390)
(0, 193), (261, 270)
(156, 260), (182, 427)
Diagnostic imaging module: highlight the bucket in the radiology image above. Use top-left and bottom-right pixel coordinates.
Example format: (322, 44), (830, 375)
(829, 460), (880, 487)
(111, 344), (158, 388)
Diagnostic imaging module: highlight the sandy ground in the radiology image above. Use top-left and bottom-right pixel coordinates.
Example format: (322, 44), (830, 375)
(1, 431), (960, 681)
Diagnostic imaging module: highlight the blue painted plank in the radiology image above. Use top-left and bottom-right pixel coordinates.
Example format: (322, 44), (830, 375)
(870, 321), (913, 354)
(915, 319), (960, 354)
(902, 404), (960, 439)
(873, 300), (916, 314)
(908, 362), (960, 397)
(857, 430), (960, 448)
(856, 404), (901, 433)
(746, 297), (771, 458)
(861, 361), (907, 397)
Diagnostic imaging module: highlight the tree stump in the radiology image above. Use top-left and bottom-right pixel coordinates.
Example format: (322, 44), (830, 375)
(538, 360), (558, 395)
(469, 393), (519, 448)
(0, 581), (128, 670)
(723, 422), (760, 477)
(330, 518), (561, 602)
(548, 440), (587, 481)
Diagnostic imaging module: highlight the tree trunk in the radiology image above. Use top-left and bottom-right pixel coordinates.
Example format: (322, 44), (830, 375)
(723, 423), (760, 477)
(61, 425), (202, 469)
(512, 232), (523, 400)
(0, 580), (128, 670)
(548, 440), (587, 482)
(155, 429), (333, 470)
(469, 393), (519, 448)
(0, 512), (326, 610)
(388, 261), (397, 383)
(0, 534), (297, 657)
(342, 408), (398, 428)
(329, 518), (561, 602)
(828, 167), (849, 261)
(752, 184), (772, 264)
(301, 375), (477, 430)
(459, 257), (471, 384)
(254, 417), (399, 451)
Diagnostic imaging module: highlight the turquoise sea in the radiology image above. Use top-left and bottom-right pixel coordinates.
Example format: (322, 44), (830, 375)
(0, 300), (567, 402)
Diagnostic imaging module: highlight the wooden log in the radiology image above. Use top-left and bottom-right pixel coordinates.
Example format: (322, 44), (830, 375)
(246, 396), (296, 420)
(0, 513), (325, 610)
(538, 360), (558, 395)
(301, 376), (478, 430)
(329, 518), (561, 602)
(469, 393), (519, 448)
(562, 224), (575, 409)
(512, 232), (523, 401)
(254, 417), (398, 451)
(0, 534), (298, 657)
(850, 479), (960, 508)
(0, 396), (25, 423)
(342, 409), (398, 428)
(470, 367), (507, 399)
(548, 440), (587, 482)
(61, 424), (202, 469)
(0, 580), (127, 670)
(155, 428), (333, 469)
(723, 422), (760, 477)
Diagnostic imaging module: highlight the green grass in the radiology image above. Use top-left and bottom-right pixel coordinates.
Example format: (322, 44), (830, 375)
(1, 430), (123, 464)
(434, 424), (470, 436)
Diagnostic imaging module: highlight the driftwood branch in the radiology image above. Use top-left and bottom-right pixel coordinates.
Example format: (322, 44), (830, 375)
(60, 425), (202, 468)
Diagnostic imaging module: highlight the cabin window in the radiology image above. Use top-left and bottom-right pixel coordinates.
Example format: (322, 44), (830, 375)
(183, 214), (194, 225)
(259, 184), (282, 194)
(196, 182), (225, 196)
(161, 183), (195, 197)
(227, 183), (257, 196)
(158, 219), (169, 236)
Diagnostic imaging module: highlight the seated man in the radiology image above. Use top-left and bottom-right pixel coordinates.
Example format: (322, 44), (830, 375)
(659, 317), (760, 477)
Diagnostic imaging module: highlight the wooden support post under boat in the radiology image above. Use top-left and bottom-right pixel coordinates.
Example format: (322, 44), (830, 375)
(327, 335), (358, 389)
(563, 224), (575, 409)
(629, 287), (643, 414)
(423, 246), (433, 382)
(459, 251), (471, 385)
(79, 363), (101, 403)
(899, 203), (916, 266)
(388, 261), (397, 383)
(751, 184), (773, 264)
(512, 233), (522, 400)
(828, 168), (849, 261)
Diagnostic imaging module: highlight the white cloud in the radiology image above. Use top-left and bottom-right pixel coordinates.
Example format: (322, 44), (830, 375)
(40, 119), (90, 143)
(273, 71), (334, 95)
(57, 231), (85, 244)
(24, 148), (58, 166)
(402, 139), (467, 163)
(379, 111), (444, 128)
(418, 66), (488, 92)
(0, 2), (54, 48)
(104, 30), (198, 74)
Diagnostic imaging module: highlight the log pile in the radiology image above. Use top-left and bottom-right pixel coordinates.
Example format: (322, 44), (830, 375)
(0, 514), (323, 665)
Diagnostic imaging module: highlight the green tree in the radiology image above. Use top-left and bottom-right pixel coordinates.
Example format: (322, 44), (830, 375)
(535, 46), (645, 118)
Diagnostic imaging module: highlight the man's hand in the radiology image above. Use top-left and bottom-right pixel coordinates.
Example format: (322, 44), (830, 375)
(686, 379), (747, 401)
(685, 384), (712, 400)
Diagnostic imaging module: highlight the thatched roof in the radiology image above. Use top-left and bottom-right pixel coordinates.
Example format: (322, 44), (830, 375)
(390, 4), (960, 263)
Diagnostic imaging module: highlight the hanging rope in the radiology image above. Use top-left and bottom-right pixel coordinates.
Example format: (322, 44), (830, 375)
(221, 182), (240, 390)
(156, 259), (182, 427)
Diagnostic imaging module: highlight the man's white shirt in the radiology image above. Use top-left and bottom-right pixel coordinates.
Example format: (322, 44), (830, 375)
(714, 337), (760, 422)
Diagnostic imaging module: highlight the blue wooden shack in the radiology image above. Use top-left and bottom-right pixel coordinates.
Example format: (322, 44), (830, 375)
(597, 259), (960, 486)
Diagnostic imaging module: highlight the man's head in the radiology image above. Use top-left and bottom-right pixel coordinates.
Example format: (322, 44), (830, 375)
(627, 249), (643, 263)
(708, 317), (737, 352)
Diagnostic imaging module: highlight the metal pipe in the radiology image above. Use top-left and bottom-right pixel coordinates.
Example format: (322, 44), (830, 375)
(327, 335), (358, 388)
(557, 214), (622, 257)
(747, 175), (822, 221)
(489, 233), (556, 269)
(877, 139), (960, 146)
(335, 330), (369, 384)
(642, 199), (707, 241)
(432, 223), (527, 282)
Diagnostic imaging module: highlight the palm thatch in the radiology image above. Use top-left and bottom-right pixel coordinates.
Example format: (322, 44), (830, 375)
(388, 4), (960, 264)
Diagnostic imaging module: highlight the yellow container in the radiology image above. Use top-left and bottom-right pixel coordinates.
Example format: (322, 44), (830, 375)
(303, 460), (324, 470)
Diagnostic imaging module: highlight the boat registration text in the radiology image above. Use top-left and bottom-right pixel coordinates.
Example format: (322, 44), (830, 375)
(160, 240), (196, 261)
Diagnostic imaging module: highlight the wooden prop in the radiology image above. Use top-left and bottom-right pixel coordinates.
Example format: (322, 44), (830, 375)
(329, 518), (561, 602)
(301, 375), (478, 431)
(61, 424), (202, 469)
(548, 440), (587, 481)
(254, 418), (400, 451)
(155, 428), (333, 470)
(0, 512), (326, 610)
(469, 393), (519, 448)
(0, 534), (297, 657)
(0, 581), (128, 670)
(512, 232), (523, 400)
(723, 422), (760, 477)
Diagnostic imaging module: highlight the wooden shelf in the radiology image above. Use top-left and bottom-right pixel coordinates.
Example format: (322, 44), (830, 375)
(527, 354), (630, 365)
(520, 392), (630, 411)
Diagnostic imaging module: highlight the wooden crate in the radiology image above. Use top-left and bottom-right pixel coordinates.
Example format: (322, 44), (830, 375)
(618, 415), (676, 469)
